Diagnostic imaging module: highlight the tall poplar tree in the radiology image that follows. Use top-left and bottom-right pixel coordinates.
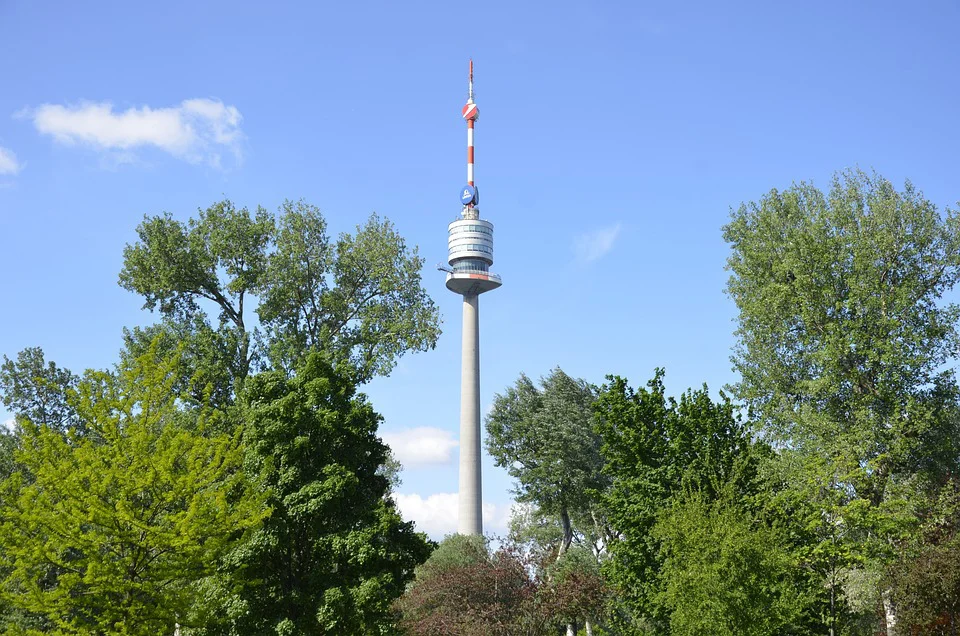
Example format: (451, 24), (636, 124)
(723, 169), (960, 632)
(119, 199), (440, 401)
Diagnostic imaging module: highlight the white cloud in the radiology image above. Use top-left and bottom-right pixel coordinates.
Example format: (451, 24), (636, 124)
(2, 419), (14, 431)
(393, 492), (512, 539)
(0, 146), (20, 175)
(382, 427), (458, 468)
(574, 223), (622, 263)
(28, 98), (243, 167)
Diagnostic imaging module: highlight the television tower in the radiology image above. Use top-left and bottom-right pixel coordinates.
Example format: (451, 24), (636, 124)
(445, 60), (501, 536)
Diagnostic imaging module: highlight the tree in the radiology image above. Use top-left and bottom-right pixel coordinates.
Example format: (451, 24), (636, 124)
(119, 199), (441, 392)
(487, 368), (610, 636)
(542, 547), (609, 636)
(486, 368), (606, 558)
(0, 345), (266, 635)
(120, 316), (242, 411)
(0, 347), (79, 434)
(119, 200), (273, 382)
(887, 479), (960, 635)
(258, 202), (441, 381)
(593, 371), (759, 633)
(723, 169), (960, 632)
(220, 352), (432, 635)
(652, 487), (808, 636)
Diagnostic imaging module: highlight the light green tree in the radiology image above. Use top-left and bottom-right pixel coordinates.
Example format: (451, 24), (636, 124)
(652, 487), (807, 636)
(0, 345), (267, 635)
(723, 169), (960, 633)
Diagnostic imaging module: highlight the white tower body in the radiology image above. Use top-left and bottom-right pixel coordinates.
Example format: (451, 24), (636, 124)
(446, 61), (500, 536)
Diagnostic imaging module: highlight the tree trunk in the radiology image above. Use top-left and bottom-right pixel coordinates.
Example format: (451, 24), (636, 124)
(557, 506), (576, 636)
(882, 588), (897, 636)
(585, 617), (594, 636)
(829, 568), (836, 636)
(558, 507), (573, 559)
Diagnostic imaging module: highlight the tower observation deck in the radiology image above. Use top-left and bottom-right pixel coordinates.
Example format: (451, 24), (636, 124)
(445, 60), (500, 536)
(445, 61), (501, 298)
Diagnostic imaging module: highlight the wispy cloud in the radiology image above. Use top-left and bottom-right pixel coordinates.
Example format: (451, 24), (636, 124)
(392, 492), (511, 539)
(574, 223), (622, 263)
(0, 146), (20, 175)
(2, 419), (14, 431)
(26, 98), (244, 167)
(382, 427), (459, 468)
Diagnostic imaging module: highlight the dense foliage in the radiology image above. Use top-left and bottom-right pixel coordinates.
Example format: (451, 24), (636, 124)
(486, 368), (607, 556)
(0, 199), (438, 635)
(0, 348), (267, 635)
(397, 535), (606, 636)
(4, 173), (960, 635)
(217, 353), (431, 635)
(593, 372), (761, 633)
(119, 199), (441, 401)
(723, 169), (960, 634)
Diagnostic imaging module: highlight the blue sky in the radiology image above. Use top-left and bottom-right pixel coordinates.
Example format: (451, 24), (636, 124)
(2, 0), (959, 537)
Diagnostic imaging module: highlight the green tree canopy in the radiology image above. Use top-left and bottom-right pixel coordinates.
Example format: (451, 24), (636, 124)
(119, 199), (440, 399)
(0, 347), (79, 434)
(0, 345), (267, 635)
(119, 200), (273, 381)
(258, 203), (440, 380)
(119, 316), (242, 412)
(652, 487), (807, 636)
(724, 169), (960, 493)
(723, 169), (960, 633)
(486, 368), (607, 557)
(593, 371), (758, 633)
(221, 352), (431, 635)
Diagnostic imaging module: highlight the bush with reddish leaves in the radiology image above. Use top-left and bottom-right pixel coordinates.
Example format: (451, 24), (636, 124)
(396, 536), (607, 636)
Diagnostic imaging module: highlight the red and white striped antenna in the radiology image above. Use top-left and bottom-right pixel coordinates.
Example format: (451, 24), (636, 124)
(461, 59), (480, 200)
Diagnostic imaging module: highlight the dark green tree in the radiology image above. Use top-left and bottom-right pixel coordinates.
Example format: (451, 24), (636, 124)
(593, 371), (759, 634)
(221, 353), (431, 635)
(486, 368), (607, 557)
(0, 347), (79, 434)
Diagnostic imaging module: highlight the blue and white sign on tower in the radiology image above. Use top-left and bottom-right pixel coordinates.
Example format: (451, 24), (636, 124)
(460, 184), (477, 205)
